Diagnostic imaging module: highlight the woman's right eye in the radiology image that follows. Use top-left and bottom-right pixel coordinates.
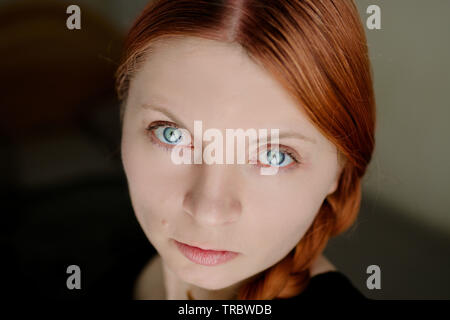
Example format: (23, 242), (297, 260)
(146, 121), (192, 149)
(156, 126), (183, 144)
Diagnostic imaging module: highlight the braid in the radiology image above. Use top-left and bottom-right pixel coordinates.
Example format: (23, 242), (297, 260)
(236, 164), (362, 300)
(236, 248), (294, 300)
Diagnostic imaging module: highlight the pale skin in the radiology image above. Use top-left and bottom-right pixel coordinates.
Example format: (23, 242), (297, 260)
(133, 252), (337, 299)
(120, 36), (343, 300)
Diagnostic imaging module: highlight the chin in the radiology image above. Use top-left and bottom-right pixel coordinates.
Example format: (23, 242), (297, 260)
(178, 266), (238, 291)
(191, 279), (236, 291)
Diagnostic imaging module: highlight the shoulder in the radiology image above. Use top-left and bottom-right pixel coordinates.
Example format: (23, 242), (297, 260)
(303, 271), (367, 299)
(297, 271), (368, 300)
(288, 254), (368, 300)
(309, 254), (338, 277)
(133, 254), (165, 299)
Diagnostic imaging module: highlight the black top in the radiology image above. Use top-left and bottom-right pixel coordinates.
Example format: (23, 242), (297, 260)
(88, 245), (368, 300)
(290, 270), (368, 300)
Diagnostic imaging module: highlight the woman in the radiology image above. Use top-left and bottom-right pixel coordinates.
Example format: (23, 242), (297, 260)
(116, 0), (375, 300)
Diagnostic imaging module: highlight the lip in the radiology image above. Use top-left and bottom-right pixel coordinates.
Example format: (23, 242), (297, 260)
(173, 239), (239, 266)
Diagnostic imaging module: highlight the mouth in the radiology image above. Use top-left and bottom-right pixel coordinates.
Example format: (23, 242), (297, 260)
(172, 239), (239, 266)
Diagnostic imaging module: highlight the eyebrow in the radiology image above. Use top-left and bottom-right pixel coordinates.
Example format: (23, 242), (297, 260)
(141, 103), (190, 130)
(277, 131), (316, 144)
(141, 103), (316, 144)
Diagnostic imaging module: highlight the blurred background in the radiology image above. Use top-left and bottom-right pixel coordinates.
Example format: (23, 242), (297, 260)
(1, 0), (449, 299)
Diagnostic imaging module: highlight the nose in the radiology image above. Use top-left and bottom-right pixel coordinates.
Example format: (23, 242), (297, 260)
(182, 163), (242, 226)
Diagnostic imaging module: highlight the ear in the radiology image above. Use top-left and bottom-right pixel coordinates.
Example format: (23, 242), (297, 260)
(327, 152), (346, 196)
(327, 163), (344, 196)
(327, 178), (339, 196)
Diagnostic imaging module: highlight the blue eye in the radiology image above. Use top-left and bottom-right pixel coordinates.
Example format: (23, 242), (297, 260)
(259, 149), (295, 168)
(146, 121), (193, 151)
(154, 126), (184, 145)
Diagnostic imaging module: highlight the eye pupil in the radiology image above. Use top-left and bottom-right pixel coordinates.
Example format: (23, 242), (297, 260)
(163, 127), (182, 143)
(267, 150), (285, 166)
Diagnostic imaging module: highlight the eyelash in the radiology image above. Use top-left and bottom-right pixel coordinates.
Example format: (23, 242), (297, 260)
(145, 121), (302, 170)
(146, 120), (192, 152)
(253, 143), (301, 171)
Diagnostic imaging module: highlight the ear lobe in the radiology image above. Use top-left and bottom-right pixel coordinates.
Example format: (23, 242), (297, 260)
(328, 156), (346, 196)
(327, 179), (339, 196)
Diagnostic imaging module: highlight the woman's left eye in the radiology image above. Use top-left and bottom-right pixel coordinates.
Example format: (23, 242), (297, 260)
(258, 148), (298, 168)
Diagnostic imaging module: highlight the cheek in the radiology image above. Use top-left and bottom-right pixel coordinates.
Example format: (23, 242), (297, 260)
(244, 172), (330, 259)
(121, 132), (186, 232)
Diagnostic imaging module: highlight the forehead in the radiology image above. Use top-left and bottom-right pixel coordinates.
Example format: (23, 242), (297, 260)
(129, 36), (320, 140)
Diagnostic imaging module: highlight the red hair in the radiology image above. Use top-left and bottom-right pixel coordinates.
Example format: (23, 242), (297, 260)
(116, 0), (376, 299)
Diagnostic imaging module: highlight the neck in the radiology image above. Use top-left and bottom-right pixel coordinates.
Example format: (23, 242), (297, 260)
(161, 260), (246, 300)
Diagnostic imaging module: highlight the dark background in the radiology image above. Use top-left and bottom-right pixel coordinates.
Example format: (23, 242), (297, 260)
(1, 0), (449, 299)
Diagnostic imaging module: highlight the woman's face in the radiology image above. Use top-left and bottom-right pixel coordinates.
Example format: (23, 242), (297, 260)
(121, 36), (343, 290)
